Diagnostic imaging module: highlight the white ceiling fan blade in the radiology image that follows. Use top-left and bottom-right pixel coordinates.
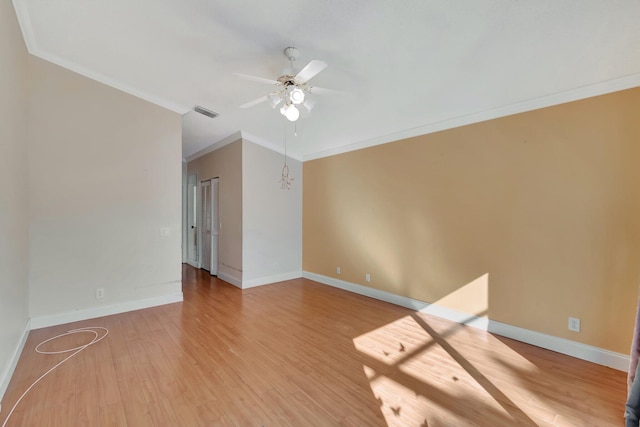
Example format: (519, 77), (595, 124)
(235, 73), (280, 85)
(295, 60), (327, 84)
(302, 98), (316, 113)
(308, 86), (342, 96)
(240, 95), (268, 109)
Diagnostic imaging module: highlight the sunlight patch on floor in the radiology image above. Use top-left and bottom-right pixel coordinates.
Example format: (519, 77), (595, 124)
(354, 311), (541, 426)
(363, 362), (510, 427)
(353, 315), (431, 364)
(364, 366), (448, 427)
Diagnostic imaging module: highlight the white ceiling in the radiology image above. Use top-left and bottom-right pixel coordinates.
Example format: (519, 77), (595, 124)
(14, 0), (640, 161)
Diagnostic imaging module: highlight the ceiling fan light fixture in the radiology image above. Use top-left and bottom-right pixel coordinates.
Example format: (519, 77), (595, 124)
(281, 104), (300, 121)
(236, 47), (331, 123)
(289, 87), (305, 105)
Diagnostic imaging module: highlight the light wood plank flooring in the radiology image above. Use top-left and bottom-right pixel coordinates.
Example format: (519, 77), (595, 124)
(1, 265), (628, 426)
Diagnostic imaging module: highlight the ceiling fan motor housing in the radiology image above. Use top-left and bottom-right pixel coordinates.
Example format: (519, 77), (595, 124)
(277, 75), (297, 86)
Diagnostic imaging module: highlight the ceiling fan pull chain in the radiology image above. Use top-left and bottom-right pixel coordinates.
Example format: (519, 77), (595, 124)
(281, 122), (294, 190)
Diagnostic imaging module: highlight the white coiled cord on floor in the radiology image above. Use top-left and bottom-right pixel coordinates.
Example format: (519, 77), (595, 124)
(1, 326), (109, 427)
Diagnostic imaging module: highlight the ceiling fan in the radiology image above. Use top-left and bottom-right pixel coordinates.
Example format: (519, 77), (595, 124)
(237, 47), (335, 122)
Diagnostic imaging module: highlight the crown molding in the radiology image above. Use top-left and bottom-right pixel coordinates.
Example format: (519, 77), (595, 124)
(184, 131), (242, 163)
(14, 0), (640, 164)
(12, 0), (189, 115)
(185, 131), (304, 164)
(35, 50), (189, 115)
(241, 131), (303, 162)
(12, 0), (35, 52)
(303, 73), (640, 162)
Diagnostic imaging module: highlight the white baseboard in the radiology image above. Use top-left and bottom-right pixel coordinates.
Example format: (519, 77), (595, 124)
(242, 271), (303, 289)
(0, 319), (31, 403)
(488, 320), (629, 371)
(218, 272), (242, 289)
(302, 271), (629, 372)
(303, 272), (427, 310)
(30, 292), (184, 330)
(303, 272), (489, 329)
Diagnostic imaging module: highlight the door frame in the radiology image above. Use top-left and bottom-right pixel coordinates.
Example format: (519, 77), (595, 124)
(199, 179), (212, 272)
(197, 178), (220, 275)
(210, 178), (219, 276)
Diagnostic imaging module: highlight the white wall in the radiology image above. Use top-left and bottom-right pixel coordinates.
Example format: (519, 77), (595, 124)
(242, 140), (302, 286)
(27, 57), (183, 326)
(0, 0), (30, 400)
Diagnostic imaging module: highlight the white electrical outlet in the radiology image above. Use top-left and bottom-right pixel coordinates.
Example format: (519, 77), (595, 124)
(160, 227), (170, 237)
(96, 288), (104, 299)
(336, 266), (341, 275)
(568, 317), (580, 332)
(365, 273), (371, 282)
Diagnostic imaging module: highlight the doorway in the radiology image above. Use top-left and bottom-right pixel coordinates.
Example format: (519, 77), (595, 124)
(186, 173), (198, 267)
(199, 178), (219, 275)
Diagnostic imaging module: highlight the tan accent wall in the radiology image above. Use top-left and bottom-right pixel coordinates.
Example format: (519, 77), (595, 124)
(187, 141), (243, 283)
(303, 87), (640, 353)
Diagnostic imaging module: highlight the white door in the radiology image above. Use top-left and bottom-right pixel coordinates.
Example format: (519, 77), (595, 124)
(210, 178), (219, 275)
(186, 174), (198, 266)
(200, 180), (212, 272)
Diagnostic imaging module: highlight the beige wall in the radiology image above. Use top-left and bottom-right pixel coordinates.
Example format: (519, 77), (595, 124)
(0, 0), (30, 398)
(27, 56), (183, 319)
(187, 140), (243, 284)
(304, 87), (640, 354)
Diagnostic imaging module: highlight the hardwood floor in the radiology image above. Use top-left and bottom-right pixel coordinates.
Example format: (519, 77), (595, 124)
(1, 265), (628, 426)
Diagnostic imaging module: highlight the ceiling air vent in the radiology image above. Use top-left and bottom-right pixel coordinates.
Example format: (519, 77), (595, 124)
(194, 105), (219, 118)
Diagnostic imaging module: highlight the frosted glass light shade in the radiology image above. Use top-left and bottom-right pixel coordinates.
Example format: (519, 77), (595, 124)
(289, 88), (305, 105)
(284, 104), (300, 121)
